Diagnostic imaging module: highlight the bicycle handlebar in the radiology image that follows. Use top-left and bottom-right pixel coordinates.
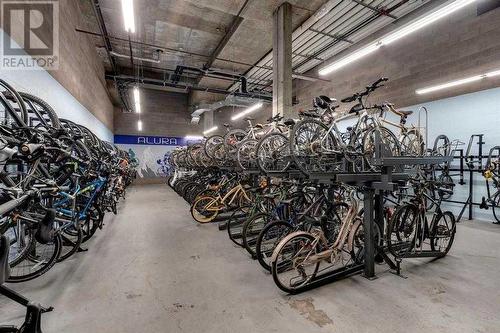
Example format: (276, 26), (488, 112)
(340, 77), (388, 103)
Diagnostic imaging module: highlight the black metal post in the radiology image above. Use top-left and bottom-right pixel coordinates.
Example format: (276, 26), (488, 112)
(363, 188), (376, 279)
(469, 169), (474, 220)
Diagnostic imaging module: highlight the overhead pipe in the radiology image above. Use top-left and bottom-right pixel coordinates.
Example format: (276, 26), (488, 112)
(110, 51), (160, 64)
(106, 74), (272, 101)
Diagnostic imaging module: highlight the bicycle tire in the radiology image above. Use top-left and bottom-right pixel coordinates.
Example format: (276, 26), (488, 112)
(7, 234), (62, 283)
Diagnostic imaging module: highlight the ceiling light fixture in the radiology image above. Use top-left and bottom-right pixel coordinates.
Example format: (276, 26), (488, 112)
(133, 87), (141, 113)
(137, 120), (142, 131)
(319, 0), (478, 76)
(121, 0), (135, 33)
(416, 68), (500, 94)
(185, 135), (203, 140)
(231, 102), (264, 121)
(203, 126), (218, 135)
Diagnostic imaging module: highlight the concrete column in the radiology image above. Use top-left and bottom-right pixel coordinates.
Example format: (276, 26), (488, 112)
(272, 2), (293, 118)
(203, 111), (214, 133)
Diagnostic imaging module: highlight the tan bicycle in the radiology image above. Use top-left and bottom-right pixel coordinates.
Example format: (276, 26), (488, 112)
(270, 190), (379, 293)
(190, 182), (252, 223)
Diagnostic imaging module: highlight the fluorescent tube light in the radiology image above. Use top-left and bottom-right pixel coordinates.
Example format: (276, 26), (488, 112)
(319, 0), (478, 76)
(416, 68), (500, 94)
(485, 69), (500, 77)
(133, 87), (141, 113)
(381, 0), (477, 45)
(203, 126), (218, 135)
(137, 120), (142, 131)
(319, 43), (380, 75)
(231, 102), (264, 121)
(121, 0), (135, 33)
(133, 87), (140, 104)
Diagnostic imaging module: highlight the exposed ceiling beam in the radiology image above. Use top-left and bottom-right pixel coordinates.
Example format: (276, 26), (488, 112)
(350, 0), (398, 19)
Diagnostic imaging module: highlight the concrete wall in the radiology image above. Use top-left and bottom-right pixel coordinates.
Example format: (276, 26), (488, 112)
(0, 29), (113, 141)
(1, 0), (115, 132)
(292, 3), (500, 115)
(114, 88), (203, 137)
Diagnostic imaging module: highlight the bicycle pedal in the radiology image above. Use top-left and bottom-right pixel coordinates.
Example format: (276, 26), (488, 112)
(77, 247), (89, 253)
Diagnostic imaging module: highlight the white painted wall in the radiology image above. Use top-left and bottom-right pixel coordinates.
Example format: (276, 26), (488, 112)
(338, 87), (500, 222)
(0, 29), (113, 141)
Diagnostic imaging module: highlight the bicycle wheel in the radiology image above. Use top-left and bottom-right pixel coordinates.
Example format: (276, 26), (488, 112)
(237, 139), (258, 170)
(362, 126), (400, 171)
(227, 207), (248, 247)
(256, 220), (293, 272)
(3, 220), (36, 267)
(386, 204), (418, 257)
(256, 133), (290, 173)
(492, 192), (500, 223)
(7, 234), (62, 283)
(430, 211), (456, 255)
(190, 196), (219, 223)
(399, 129), (424, 157)
(271, 231), (320, 294)
(81, 205), (102, 243)
(57, 223), (83, 262)
(290, 119), (341, 175)
(348, 218), (382, 264)
(224, 129), (247, 156)
(204, 135), (224, 159)
(242, 213), (270, 258)
(438, 173), (454, 200)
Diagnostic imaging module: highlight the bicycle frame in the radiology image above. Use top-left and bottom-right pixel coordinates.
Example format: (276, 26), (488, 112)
(53, 177), (106, 222)
(204, 183), (250, 212)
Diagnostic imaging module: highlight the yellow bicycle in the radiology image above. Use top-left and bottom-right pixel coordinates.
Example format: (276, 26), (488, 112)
(190, 183), (252, 223)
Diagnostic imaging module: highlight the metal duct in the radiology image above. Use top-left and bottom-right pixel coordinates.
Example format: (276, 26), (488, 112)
(190, 95), (264, 124)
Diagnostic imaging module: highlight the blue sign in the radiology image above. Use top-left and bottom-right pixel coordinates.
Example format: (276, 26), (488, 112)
(114, 135), (201, 146)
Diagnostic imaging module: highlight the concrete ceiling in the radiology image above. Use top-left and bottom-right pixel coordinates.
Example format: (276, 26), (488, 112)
(78, 0), (329, 105)
(78, 0), (434, 111)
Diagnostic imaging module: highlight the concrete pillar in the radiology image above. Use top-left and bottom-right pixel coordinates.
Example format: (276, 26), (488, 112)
(272, 2), (293, 118)
(203, 111), (214, 133)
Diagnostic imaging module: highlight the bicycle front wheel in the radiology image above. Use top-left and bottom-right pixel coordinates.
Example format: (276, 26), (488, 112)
(191, 196), (219, 223)
(271, 232), (320, 294)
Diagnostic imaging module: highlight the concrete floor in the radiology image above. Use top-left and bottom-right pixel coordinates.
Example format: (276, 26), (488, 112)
(1, 184), (500, 332)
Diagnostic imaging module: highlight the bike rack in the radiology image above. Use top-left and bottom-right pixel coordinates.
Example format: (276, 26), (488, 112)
(265, 134), (453, 291)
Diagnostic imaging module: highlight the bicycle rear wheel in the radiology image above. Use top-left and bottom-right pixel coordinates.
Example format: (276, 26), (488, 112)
(256, 220), (293, 272)
(430, 211), (456, 255)
(7, 234), (62, 283)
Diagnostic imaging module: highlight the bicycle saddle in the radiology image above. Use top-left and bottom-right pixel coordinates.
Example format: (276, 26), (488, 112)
(283, 119), (295, 126)
(244, 117), (255, 121)
(314, 95), (336, 109)
(398, 110), (413, 116)
(223, 123), (230, 128)
(35, 209), (56, 245)
(0, 234), (10, 284)
(254, 124), (264, 129)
